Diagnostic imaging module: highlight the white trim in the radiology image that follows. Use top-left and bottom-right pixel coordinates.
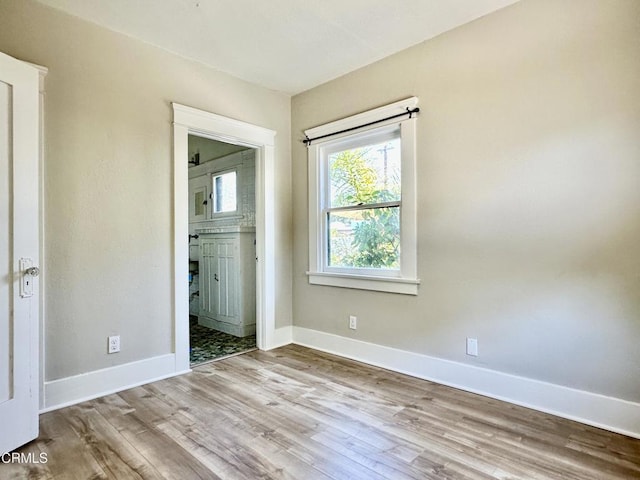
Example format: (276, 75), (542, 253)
(399, 119), (418, 280)
(269, 326), (294, 350)
(174, 104), (275, 147)
(173, 103), (278, 363)
(308, 141), (321, 278)
(32, 63), (48, 411)
(292, 327), (640, 439)
(173, 122), (190, 372)
(307, 272), (419, 295)
(304, 97), (418, 141)
(41, 354), (188, 413)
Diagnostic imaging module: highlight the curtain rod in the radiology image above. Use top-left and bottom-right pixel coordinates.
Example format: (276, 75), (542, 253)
(303, 107), (420, 146)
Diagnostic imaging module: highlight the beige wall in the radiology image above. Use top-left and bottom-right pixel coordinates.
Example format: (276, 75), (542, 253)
(292, 0), (640, 402)
(0, 0), (292, 381)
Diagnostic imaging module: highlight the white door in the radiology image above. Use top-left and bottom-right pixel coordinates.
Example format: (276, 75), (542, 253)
(0, 52), (40, 454)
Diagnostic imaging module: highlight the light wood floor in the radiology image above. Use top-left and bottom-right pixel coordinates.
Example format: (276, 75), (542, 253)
(3, 345), (639, 479)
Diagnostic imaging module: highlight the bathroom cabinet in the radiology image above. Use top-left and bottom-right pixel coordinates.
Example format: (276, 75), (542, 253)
(198, 228), (256, 337)
(188, 175), (209, 223)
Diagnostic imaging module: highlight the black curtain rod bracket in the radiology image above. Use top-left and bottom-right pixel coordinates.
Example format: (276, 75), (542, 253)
(303, 107), (419, 146)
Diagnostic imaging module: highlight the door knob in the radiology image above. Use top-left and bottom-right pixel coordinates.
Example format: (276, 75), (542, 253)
(214, 273), (219, 282)
(25, 266), (40, 276)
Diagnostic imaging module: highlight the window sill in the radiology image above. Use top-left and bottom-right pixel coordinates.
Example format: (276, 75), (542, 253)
(306, 271), (420, 295)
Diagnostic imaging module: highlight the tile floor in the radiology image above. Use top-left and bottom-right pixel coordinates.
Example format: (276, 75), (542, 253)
(189, 316), (256, 366)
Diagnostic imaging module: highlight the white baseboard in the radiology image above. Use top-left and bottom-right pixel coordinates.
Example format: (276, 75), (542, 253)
(42, 354), (190, 413)
(267, 326), (293, 350)
(41, 324), (293, 413)
(292, 326), (640, 439)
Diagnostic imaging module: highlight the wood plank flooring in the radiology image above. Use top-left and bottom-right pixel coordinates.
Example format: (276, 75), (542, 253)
(2, 345), (639, 479)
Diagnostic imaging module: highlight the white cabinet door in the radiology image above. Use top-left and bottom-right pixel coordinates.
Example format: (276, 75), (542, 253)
(201, 236), (239, 324)
(188, 175), (209, 223)
(0, 52), (40, 454)
(199, 232), (255, 337)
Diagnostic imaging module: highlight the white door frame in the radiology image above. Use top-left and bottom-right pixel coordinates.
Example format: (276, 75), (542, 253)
(26, 62), (48, 410)
(172, 103), (276, 372)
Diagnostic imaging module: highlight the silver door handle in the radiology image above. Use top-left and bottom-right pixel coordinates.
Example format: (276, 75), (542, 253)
(25, 266), (40, 277)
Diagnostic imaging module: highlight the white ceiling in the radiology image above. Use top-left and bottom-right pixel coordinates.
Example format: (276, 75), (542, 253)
(36, 0), (519, 95)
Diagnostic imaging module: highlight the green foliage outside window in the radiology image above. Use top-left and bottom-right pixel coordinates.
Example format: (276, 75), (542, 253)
(328, 144), (401, 269)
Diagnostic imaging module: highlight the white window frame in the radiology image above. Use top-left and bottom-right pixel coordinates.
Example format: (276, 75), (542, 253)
(306, 97), (420, 295)
(210, 167), (239, 217)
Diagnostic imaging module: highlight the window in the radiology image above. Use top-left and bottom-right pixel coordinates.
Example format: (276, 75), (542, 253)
(325, 127), (401, 272)
(211, 170), (237, 214)
(306, 98), (420, 295)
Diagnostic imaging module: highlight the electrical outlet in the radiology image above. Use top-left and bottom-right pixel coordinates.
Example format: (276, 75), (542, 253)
(108, 335), (120, 354)
(466, 337), (478, 356)
(349, 315), (357, 330)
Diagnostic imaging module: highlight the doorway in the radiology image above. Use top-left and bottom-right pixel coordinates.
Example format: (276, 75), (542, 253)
(172, 103), (277, 374)
(187, 135), (257, 365)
